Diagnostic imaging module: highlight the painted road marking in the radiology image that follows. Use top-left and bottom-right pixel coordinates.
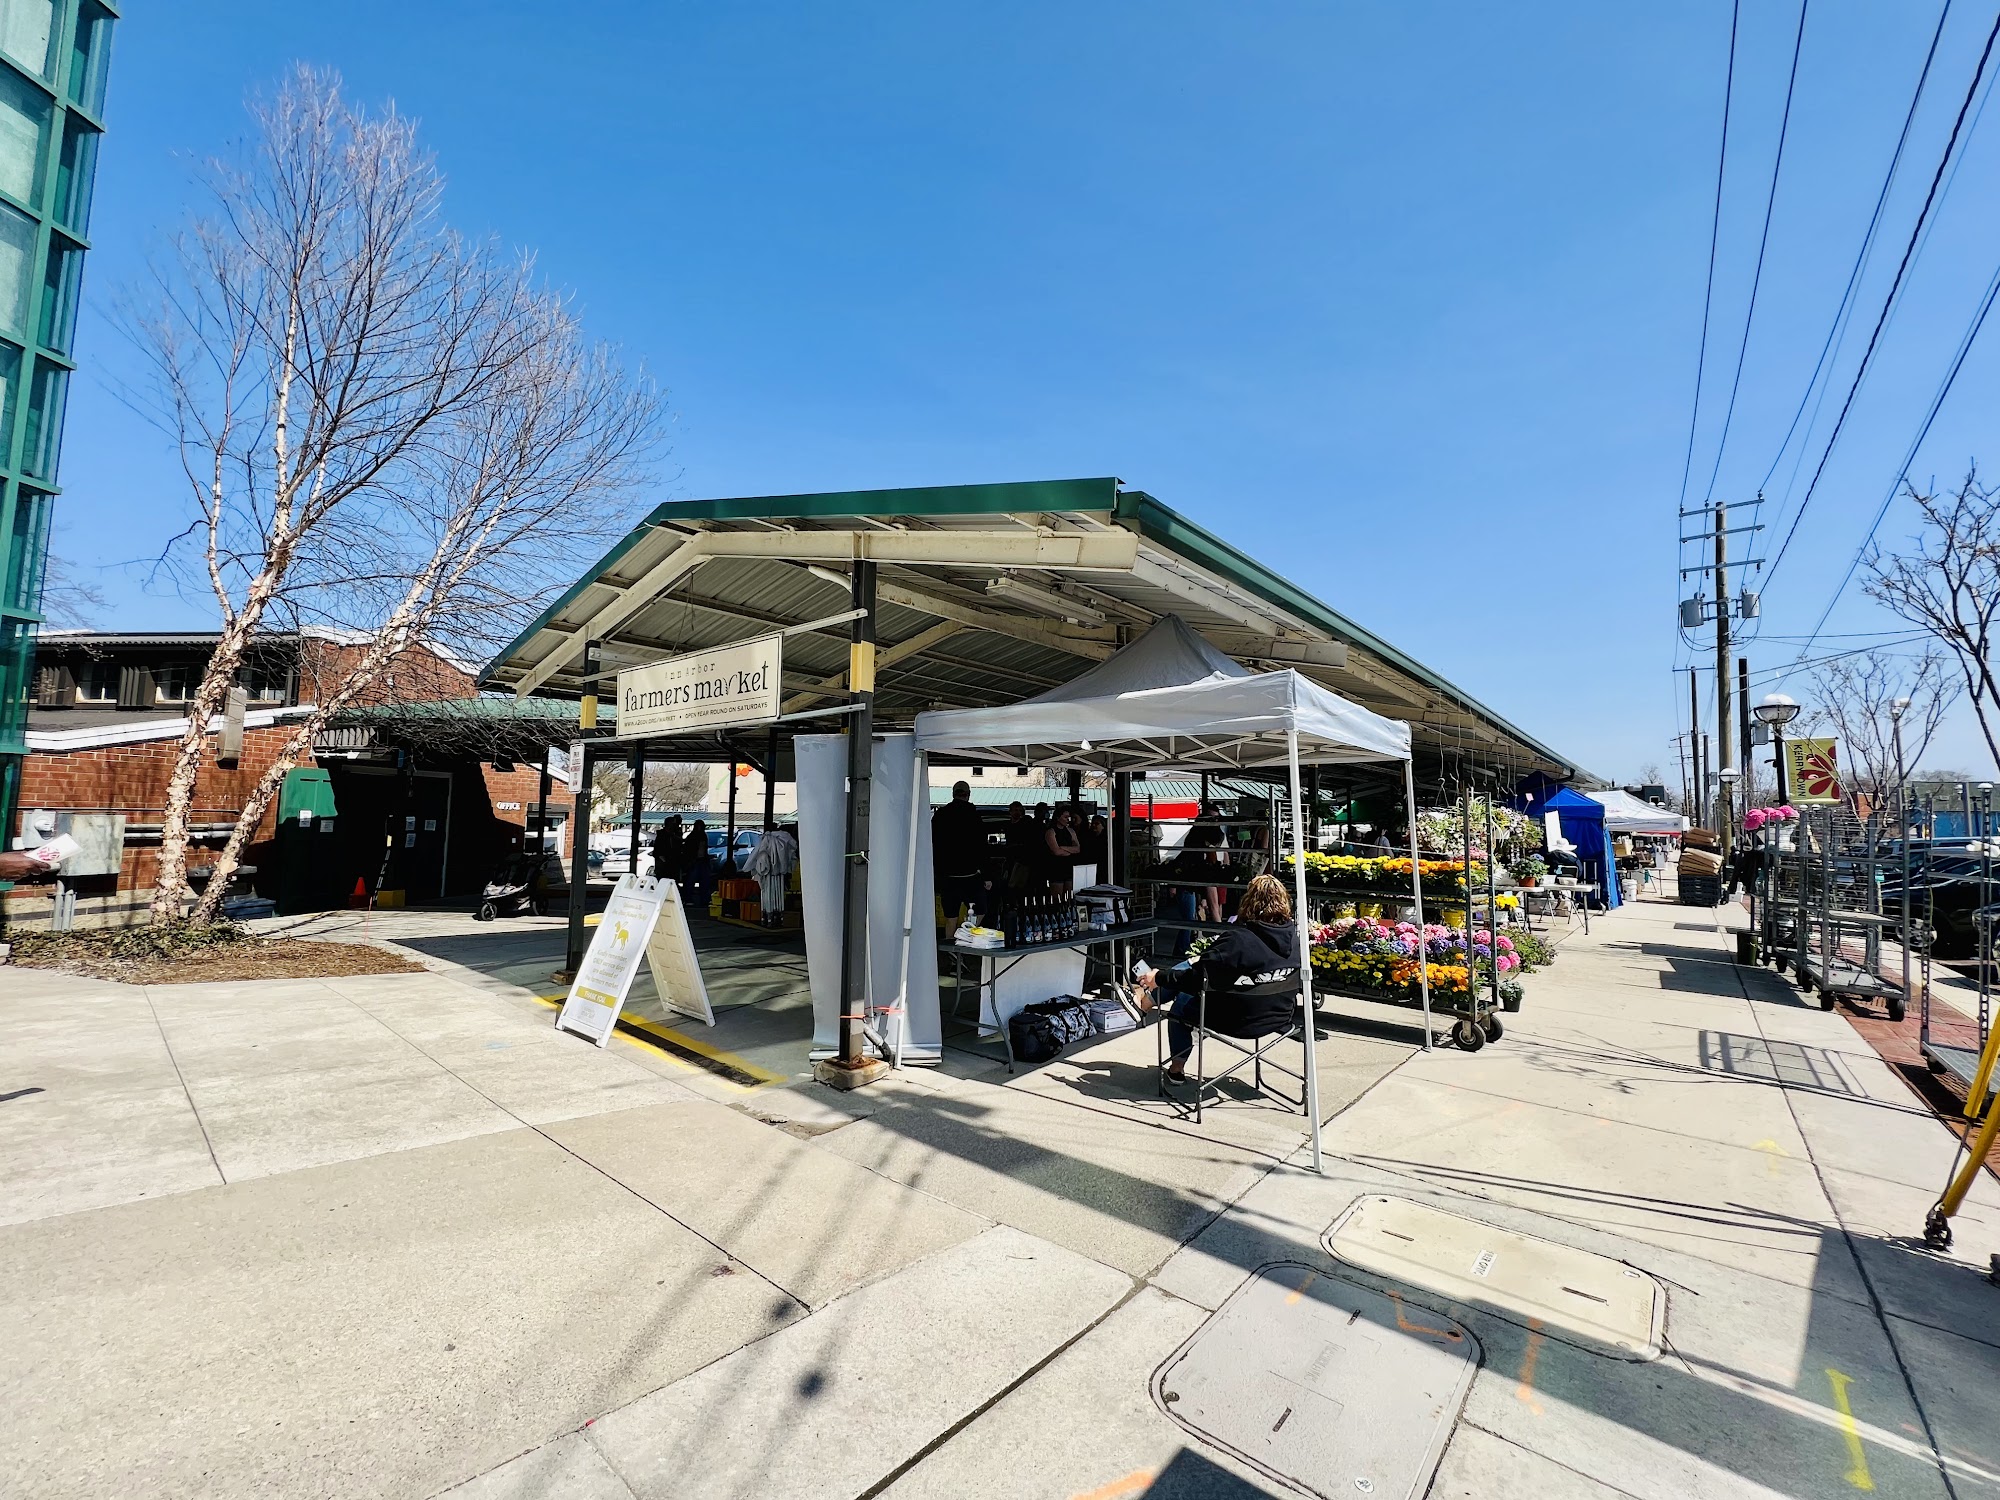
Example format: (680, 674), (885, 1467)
(1827, 1368), (1876, 1492)
(1516, 1316), (1546, 1417)
(1386, 1290), (1464, 1343)
(1070, 1470), (1154, 1500)
(535, 993), (784, 1089)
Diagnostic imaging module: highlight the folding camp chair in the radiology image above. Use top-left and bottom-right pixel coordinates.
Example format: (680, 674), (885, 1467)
(1156, 977), (1307, 1123)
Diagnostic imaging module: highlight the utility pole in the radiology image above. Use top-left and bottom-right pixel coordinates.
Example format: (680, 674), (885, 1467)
(1689, 668), (1702, 827)
(1679, 499), (1763, 848)
(1714, 500), (1735, 859)
(1736, 657), (1753, 807)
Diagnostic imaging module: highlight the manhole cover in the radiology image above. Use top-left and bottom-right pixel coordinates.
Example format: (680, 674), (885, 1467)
(1325, 1196), (1663, 1361)
(1152, 1263), (1478, 1500)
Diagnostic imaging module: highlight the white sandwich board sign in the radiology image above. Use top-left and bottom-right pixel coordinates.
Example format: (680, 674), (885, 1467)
(647, 879), (714, 1026)
(615, 634), (782, 740)
(557, 875), (668, 1046)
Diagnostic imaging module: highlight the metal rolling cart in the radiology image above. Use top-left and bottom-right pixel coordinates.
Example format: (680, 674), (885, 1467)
(1787, 806), (1908, 1020)
(1921, 786), (1996, 1104)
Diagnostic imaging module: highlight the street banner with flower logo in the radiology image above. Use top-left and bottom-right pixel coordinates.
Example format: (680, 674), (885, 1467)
(1784, 738), (1844, 804)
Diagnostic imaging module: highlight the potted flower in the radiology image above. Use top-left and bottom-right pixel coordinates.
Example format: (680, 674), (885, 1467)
(1509, 856), (1548, 888)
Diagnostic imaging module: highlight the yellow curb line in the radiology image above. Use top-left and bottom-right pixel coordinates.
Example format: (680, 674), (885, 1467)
(534, 992), (785, 1090)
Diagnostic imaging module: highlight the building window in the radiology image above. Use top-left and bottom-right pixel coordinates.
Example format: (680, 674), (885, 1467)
(0, 62), (50, 209)
(0, 616), (30, 741)
(66, 1), (110, 117)
(0, 0), (53, 83)
(153, 662), (197, 702)
(0, 203), (30, 339)
(4, 481), (47, 609)
(21, 354), (63, 479)
(52, 112), (91, 232)
(37, 231), (76, 352)
(236, 661), (288, 701)
(72, 653), (113, 700)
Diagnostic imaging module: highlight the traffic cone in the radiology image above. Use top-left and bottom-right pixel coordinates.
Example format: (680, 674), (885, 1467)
(349, 877), (369, 909)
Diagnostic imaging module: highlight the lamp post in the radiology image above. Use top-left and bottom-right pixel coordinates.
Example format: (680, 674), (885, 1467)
(1754, 692), (1801, 803)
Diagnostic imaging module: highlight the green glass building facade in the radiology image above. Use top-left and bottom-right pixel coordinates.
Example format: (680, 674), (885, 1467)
(0, 0), (114, 841)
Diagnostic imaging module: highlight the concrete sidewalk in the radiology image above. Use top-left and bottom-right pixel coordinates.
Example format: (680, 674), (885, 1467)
(3, 895), (1997, 1498)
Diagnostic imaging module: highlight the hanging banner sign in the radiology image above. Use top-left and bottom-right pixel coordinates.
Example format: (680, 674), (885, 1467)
(615, 634), (783, 739)
(1785, 737), (1844, 805)
(557, 875), (667, 1046)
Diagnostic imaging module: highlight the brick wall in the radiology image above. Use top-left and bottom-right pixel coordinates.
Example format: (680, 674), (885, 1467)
(4, 719), (308, 927)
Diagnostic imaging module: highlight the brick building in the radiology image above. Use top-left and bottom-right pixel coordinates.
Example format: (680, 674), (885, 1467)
(5, 629), (577, 928)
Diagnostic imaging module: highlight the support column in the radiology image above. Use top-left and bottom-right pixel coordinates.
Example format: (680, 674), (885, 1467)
(626, 744), (645, 874)
(534, 753), (552, 858)
(563, 741), (594, 978)
(1112, 771), (1131, 887)
(820, 560), (882, 1087)
(764, 724), (779, 830)
(725, 751), (739, 873)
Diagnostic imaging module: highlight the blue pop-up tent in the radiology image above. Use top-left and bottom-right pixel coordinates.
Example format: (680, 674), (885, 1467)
(1512, 776), (1620, 909)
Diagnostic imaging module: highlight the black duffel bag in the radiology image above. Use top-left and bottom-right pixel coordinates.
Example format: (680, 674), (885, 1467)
(1009, 995), (1094, 1064)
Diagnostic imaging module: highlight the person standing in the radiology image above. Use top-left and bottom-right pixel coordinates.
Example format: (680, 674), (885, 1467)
(651, 814), (684, 883)
(1045, 806), (1083, 898)
(681, 819), (714, 906)
(1004, 802), (1038, 896)
(931, 781), (988, 926)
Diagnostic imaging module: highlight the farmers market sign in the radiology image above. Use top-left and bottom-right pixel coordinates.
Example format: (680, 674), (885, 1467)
(615, 635), (782, 739)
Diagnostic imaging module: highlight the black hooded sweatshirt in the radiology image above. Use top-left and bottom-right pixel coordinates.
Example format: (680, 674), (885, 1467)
(1180, 917), (1301, 1033)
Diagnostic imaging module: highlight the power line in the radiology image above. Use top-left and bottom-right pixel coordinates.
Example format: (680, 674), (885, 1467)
(1672, 0), (1743, 680)
(1765, 4), (2000, 589)
(1700, 0), (1810, 513)
(1757, 1), (1953, 499)
(1786, 251), (2000, 663)
(1674, 0), (1742, 521)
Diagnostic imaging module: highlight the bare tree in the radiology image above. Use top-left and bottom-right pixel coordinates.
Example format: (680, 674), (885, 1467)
(36, 552), (106, 628)
(1866, 469), (2000, 775)
(589, 762), (710, 823)
(1800, 649), (1955, 800)
(129, 68), (662, 922)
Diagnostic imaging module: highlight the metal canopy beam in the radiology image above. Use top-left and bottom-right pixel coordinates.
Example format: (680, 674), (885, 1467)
(513, 527), (1139, 699)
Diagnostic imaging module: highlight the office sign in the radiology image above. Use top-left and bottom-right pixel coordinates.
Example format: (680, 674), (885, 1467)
(557, 875), (667, 1046)
(615, 635), (783, 739)
(1785, 737), (1844, 805)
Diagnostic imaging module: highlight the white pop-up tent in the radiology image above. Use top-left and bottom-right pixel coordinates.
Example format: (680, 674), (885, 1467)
(909, 615), (1426, 1172)
(1593, 787), (1689, 835)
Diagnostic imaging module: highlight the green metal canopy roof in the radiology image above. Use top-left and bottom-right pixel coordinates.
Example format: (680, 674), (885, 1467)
(480, 478), (1587, 783)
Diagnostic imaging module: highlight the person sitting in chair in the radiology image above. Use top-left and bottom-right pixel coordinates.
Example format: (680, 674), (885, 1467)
(1135, 873), (1301, 1082)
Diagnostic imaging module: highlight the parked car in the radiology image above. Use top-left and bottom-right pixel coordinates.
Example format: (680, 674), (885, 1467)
(709, 827), (763, 872)
(596, 845), (654, 879)
(1878, 848), (1996, 959)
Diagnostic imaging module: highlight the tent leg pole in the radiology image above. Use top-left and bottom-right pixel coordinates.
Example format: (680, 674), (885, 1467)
(1288, 730), (1323, 1174)
(1405, 758), (1432, 1051)
(890, 747), (926, 1069)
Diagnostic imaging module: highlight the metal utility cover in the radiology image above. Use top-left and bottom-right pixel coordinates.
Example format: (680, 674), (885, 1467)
(1152, 1262), (1478, 1500)
(1326, 1196), (1663, 1361)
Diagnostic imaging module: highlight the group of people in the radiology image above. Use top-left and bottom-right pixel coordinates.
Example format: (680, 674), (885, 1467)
(650, 814), (720, 905)
(929, 783), (1111, 926)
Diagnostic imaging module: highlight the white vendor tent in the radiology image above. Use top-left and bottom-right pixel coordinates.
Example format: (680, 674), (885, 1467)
(910, 615), (1425, 1172)
(1593, 787), (1688, 835)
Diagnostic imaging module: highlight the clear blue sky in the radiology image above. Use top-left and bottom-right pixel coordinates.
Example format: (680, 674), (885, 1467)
(56, 2), (2000, 780)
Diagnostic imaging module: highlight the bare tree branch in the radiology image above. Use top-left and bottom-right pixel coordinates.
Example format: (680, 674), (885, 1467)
(1865, 468), (2000, 778)
(124, 67), (666, 922)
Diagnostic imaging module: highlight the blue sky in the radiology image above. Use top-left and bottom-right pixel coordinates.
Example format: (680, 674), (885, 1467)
(55, 2), (2000, 780)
